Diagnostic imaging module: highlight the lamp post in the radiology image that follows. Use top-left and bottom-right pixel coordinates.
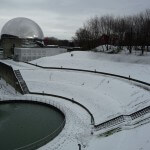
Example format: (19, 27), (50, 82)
(78, 144), (81, 150)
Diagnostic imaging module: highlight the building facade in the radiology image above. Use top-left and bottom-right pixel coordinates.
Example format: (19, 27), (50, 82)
(14, 47), (67, 62)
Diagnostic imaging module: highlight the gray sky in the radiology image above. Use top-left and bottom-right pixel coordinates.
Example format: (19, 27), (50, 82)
(0, 0), (150, 40)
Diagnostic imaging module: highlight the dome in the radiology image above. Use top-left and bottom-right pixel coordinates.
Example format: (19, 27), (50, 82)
(1, 17), (44, 39)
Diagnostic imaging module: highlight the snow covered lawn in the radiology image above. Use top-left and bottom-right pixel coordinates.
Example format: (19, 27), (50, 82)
(31, 51), (150, 83)
(1, 50), (150, 150)
(20, 69), (150, 124)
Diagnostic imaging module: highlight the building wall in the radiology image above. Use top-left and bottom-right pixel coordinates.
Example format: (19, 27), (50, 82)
(1, 38), (21, 58)
(0, 51), (3, 59)
(14, 48), (67, 62)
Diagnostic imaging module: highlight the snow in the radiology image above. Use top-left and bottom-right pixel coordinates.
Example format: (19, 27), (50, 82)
(88, 122), (150, 150)
(20, 69), (150, 124)
(1, 50), (150, 150)
(95, 44), (118, 52)
(0, 59), (37, 70)
(31, 51), (150, 83)
(0, 78), (21, 96)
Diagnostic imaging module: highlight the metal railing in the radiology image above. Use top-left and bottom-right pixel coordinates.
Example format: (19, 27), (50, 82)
(14, 70), (29, 94)
(25, 62), (150, 87)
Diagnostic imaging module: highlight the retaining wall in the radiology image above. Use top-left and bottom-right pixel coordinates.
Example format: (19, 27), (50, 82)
(0, 61), (23, 94)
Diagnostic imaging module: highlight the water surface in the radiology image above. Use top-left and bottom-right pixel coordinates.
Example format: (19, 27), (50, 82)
(0, 101), (65, 150)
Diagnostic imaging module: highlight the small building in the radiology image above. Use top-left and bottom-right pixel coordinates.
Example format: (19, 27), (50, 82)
(1, 35), (21, 58)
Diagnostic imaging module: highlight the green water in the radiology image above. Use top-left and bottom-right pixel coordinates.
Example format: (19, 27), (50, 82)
(0, 101), (65, 150)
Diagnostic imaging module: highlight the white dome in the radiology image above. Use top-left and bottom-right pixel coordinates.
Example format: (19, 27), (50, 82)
(1, 17), (44, 39)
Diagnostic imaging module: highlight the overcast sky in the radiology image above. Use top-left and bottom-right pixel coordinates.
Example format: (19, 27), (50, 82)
(0, 0), (150, 40)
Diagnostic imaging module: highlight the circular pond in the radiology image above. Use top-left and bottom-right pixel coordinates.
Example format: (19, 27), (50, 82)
(0, 101), (65, 150)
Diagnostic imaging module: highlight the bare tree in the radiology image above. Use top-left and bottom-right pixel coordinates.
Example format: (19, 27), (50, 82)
(73, 9), (150, 53)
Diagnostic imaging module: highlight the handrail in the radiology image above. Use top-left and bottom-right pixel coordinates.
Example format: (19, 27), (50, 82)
(13, 70), (24, 94)
(94, 105), (150, 130)
(25, 62), (150, 87)
(13, 70), (29, 94)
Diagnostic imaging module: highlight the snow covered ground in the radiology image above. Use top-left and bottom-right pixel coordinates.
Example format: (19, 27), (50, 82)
(0, 80), (92, 150)
(88, 122), (150, 150)
(0, 50), (150, 150)
(31, 51), (150, 83)
(0, 78), (21, 97)
(20, 68), (150, 124)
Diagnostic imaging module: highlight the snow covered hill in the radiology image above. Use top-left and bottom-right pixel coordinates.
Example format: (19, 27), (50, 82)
(31, 51), (150, 83)
(0, 50), (150, 150)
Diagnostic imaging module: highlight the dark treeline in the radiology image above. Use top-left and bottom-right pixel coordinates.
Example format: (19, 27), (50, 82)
(73, 9), (150, 53)
(44, 37), (74, 47)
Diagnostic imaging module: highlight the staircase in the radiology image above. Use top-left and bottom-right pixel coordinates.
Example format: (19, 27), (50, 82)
(95, 105), (150, 133)
(14, 70), (29, 94)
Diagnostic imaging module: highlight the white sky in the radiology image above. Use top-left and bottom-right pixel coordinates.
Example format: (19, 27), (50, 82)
(0, 0), (150, 40)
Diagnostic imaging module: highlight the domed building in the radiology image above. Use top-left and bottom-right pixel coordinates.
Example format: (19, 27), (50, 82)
(1, 17), (44, 59)
(1, 17), (44, 39)
(1, 17), (67, 61)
